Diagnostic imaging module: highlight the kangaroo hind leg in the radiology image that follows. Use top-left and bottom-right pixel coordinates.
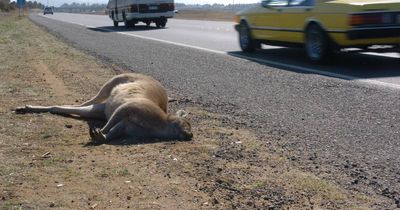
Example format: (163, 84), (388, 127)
(79, 74), (134, 106)
(16, 104), (106, 120)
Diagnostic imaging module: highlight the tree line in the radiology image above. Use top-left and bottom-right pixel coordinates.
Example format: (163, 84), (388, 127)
(53, 2), (258, 13)
(0, 0), (45, 11)
(56, 2), (107, 13)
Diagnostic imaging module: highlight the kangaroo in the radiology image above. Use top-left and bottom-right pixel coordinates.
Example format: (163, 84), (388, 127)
(15, 73), (193, 142)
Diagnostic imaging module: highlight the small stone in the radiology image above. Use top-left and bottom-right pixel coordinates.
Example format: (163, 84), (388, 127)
(65, 124), (73, 129)
(127, 196), (131, 200)
(49, 202), (55, 207)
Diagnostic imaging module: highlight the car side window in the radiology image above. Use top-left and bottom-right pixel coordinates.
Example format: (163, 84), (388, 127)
(267, 0), (289, 7)
(289, 0), (314, 6)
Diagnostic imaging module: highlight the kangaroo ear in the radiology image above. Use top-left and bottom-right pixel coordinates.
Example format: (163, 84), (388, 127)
(176, 109), (188, 118)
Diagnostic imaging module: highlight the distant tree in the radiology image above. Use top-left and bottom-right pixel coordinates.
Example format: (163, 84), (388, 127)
(25, 0), (44, 9)
(56, 2), (106, 13)
(0, 0), (12, 11)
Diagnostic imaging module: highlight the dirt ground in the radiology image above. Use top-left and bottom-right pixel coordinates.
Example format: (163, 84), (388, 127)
(0, 14), (391, 209)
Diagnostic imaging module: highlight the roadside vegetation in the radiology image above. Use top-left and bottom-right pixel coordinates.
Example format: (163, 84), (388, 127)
(0, 0), (44, 12)
(0, 14), (391, 209)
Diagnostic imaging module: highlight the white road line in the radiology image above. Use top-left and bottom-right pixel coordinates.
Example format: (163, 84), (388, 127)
(40, 14), (400, 90)
(92, 26), (228, 55)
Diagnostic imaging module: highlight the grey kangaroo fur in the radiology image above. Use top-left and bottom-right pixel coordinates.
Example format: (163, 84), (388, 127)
(15, 73), (193, 142)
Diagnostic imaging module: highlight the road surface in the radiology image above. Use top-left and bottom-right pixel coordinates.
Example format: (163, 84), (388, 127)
(42, 13), (400, 89)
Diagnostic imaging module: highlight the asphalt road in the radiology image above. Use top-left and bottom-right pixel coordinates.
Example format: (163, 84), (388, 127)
(30, 13), (400, 207)
(42, 13), (400, 89)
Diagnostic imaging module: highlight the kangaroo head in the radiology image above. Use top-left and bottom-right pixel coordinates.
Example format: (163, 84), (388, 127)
(166, 110), (193, 140)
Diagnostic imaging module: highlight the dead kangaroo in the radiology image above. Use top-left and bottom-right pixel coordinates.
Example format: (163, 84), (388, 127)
(15, 73), (193, 142)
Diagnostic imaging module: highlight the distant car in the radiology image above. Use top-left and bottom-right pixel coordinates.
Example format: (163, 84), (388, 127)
(235, 0), (400, 62)
(43, 7), (53, 15)
(106, 0), (175, 28)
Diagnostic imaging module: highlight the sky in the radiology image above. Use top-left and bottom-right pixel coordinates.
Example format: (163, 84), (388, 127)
(38, 0), (260, 7)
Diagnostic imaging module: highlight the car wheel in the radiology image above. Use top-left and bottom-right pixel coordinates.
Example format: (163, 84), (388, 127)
(113, 21), (118, 27)
(239, 21), (260, 52)
(155, 18), (166, 28)
(125, 20), (135, 28)
(160, 18), (167, 28)
(305, 24), (330, 63)
(155, 19), (162, 28)
(397, 44), (400, 58)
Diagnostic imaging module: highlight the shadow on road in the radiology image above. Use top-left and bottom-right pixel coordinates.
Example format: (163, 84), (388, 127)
(228, 47), (400, 81)
(88, 25), (167, 33)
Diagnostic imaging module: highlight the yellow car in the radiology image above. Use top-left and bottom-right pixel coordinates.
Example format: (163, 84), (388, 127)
(235, 0), (400, 62)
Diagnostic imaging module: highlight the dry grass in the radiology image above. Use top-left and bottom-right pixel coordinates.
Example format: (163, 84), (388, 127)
(0, 14), (385, 209)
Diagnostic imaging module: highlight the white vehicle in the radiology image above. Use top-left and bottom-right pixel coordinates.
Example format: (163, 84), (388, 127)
(106, 0), (175, 28)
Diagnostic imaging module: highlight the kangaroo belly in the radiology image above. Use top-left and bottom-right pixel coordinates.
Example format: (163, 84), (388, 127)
(104, 81), (168, 119)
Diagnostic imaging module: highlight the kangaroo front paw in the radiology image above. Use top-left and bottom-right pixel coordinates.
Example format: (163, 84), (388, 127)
(89, 127), (106, 142)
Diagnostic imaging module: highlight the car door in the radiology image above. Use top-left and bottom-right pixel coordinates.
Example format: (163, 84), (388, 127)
(282, 0), (315, 43)
(253, 0), (290, 41)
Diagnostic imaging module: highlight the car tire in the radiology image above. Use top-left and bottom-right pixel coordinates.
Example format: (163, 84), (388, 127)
(155, 18), (167, 28)
(160, 17), (167, 28)
(125, 20), (135, 28)
(239, 21), (260, 52)
(305, 24), (331, 63)
(113, 21), (118, 27)
(397, 44), (400, 59)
